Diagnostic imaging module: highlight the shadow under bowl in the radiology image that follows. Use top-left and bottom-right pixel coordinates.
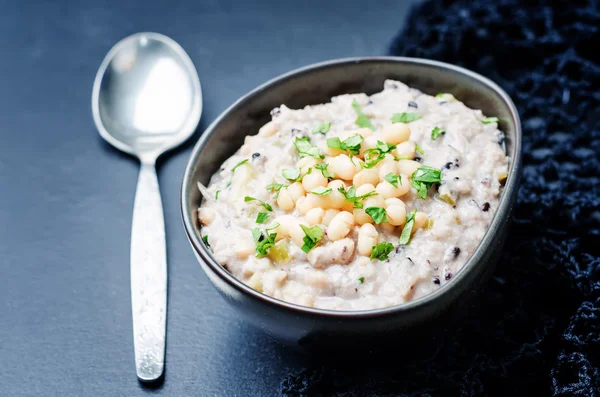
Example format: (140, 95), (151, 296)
(181, 57), (522, 351)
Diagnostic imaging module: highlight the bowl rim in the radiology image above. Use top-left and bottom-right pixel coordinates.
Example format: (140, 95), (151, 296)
(181, 56), (522, 318)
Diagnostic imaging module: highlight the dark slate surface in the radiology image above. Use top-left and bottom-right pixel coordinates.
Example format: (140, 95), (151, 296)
(0, 1), (415, 395)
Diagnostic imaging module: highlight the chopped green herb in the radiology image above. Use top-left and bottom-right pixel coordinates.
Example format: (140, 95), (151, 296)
(294, 136), (323, 159)
(365, 207), (388, 224)
(312, 121), (331, 134)
(394, 156), (412, 161)
(266, 183), (285, 192)
(215, 190), (221, 200)
(358, 277), (365, 284)
(299, 224), (323, 253)
(435, 93), (447, 98)
(370, 242), (394, 261)
(363, 140), (397, 169)
(431, 127), (445, 140)
(310, 186), (332, 196)
(244, 196), (273, 211)
(256, 212), (270, 224)
(337, 185), (378, 208)
(327, 134), (363, 155)
(202, 235), (210, 248)
(482, 117), (499, 124)
(225, 181), (232, 188)
(352, 99), (375, 131)
(252, 227), (277, 257)
(415, 144), (424, 155)
(315, 163), (335, 179)
(231, 159), (248, 173)
(266, 183), (286, 199)
(384, 173), (402, 188)
(282, 168), (301, 181)
(410, 166), (442, 199)
(391, 112), (421, 123)
(411, 180), (429, 200)
(398, 209), (416, 245)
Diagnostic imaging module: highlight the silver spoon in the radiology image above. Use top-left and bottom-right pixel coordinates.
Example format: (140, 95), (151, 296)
(92, 32), (202, 382)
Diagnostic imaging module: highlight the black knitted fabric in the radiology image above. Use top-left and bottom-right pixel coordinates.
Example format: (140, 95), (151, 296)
(280, 0), (599, 395)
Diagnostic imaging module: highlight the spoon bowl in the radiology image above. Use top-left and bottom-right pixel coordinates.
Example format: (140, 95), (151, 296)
(92, 32), (202, 383)
(93, 32), (202, 162)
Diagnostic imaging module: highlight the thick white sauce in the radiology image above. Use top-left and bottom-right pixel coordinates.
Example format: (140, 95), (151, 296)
(198, 80), (508, 311)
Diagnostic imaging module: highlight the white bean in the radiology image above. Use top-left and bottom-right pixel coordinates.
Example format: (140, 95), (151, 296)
(382, 123), (410, 144)
(376, 181), (402, 199)
(235, 238), (256, 259)
(363, 196), (385, 209)
(287, 182), (305, 203)
(302, 170), (328, 192)
(354, 208), (372, 225)
(387, 205), (407, 226)
(289, 220), (309, 248)
(357, 223), (379, 256)
(355, 183), (376, 196)
(326, 211), (354, 241)
(322, 209), (340, 226)
(358, 136), (377, 159)
(385, 198), (406, 207)
(353, 168), (379, 187)
(297, 157), (318, 175)
(394, 141), (416, 159)
(327, 180), (346, 209)
(378, 161), (398, 180)
(305, 208), (325, 225)
(397, 160), (421, 176)
(327, 154), (357, 181)
(414, 211), (427, 231)
(320, 141), (344, 157)
(276, 189), (295, 211)
(198, 208), (216, 225)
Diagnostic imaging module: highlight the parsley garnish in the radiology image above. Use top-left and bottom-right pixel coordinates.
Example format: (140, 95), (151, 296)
(391, 112), (421, 123)
(431, 127), (445, 140)
(256, 212), (270, 224)
(202, 235), (210, 248)
(384, 173), (402, 188)
(410, 166), (442, 200)
(415, 144), (424, 155)
(266, 183), (286, 199)
(282, 168), (301, 181)
(327, 134), (363, 155)
(337, 185), (377, 209)
(310, 186), (332, 196)
(435, 93), (446, 98)
(252, 227), (277, 257)
(215, 190), (221, 200)
(399, 210), (416, 245)
(244, 196), (273, 211)
(315, 163), (335, 179)
(312, 121), (331, 134)
(363, 140), (397, 169)
(370, 242), (394, 261)
(358, 277), (365, 284)
(231, 159), (248, 173)
(352, 99), (375, 131)
(365, 207), (388, 224)
(266, 183), (285, 192)
(294, 136), (323, 159)
(299, 224), (323, 253)
(482, 117), (499, 124)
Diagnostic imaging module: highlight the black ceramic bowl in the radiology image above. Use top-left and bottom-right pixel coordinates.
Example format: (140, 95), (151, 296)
(181, 57), (521, 349)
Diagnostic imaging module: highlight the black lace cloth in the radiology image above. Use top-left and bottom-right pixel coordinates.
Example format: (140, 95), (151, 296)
(280, 0), (599, 395)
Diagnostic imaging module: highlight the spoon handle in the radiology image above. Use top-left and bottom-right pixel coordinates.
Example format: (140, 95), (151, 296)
(130, 162), (167, 382)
